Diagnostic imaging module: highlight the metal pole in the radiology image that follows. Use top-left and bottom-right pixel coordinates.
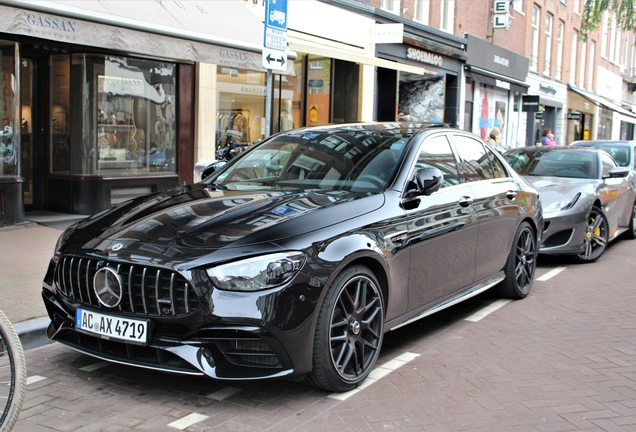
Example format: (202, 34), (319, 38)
(265, 69), (273, 138)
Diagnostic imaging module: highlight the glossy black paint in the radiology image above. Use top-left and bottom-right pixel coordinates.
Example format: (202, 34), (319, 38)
(42, 123), (542, 387)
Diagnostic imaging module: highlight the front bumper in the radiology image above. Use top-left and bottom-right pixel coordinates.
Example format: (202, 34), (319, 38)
(41, 257), (322, 381)
(539, 209), (588, 255)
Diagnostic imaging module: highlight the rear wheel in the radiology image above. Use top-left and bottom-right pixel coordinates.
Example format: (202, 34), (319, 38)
(575, 206), (608, 263)
(305, 265), (384, 392)
(496, 221), (536, 299)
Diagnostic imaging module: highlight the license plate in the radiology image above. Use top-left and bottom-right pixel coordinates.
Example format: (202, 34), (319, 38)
(75, 308), (148, 344)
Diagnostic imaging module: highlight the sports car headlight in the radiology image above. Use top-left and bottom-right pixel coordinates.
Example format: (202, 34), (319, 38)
(543, 192), (581, 213)
(206, 252), (305, 292)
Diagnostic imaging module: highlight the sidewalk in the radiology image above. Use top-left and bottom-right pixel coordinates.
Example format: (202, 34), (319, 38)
(0, 212), (86, 349)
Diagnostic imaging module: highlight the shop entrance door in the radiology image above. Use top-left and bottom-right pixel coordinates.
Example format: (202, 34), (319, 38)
(21, 54), (48, 211)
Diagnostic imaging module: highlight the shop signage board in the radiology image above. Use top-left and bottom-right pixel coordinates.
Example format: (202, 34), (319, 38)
(567, 113), (582, 120)
(263, 0), (288, 71)
(493, 0), (509, 29)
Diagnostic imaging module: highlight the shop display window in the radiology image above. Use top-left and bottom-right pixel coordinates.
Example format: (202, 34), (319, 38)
(0, 41), (17, 177)
(51, 54), (177, 176)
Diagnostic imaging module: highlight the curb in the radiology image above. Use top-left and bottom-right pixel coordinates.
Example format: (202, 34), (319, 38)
(13, 317), (52, 351)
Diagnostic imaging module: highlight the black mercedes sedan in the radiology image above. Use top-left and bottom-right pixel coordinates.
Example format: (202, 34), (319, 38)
(42, 123), (542, 392)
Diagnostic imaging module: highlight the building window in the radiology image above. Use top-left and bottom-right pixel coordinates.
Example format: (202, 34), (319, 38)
(530, 5), (540, 72)
(556, 20), (564, 79)
(544, 13), (553, 76)
(570, 30), (578, 83)
(381, 0), (400, 14)
(440, 0), (455, 33)
(574, 0), (580, 13)
(512, 0), (524, 13)
(613, 29), (621, 64)
(579, 42), (586, 87)
(587, 41), (595, 89)
(414, 0), (429, 25)
(0, 42), (17, 178)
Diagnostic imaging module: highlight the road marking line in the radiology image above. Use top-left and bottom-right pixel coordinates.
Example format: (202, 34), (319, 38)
(328, 351), (420, 401)
(26, 375), (47, 385)
(206, 387), (241, 401)
(536, 266), (567, 281)
(465, 299), (511, 322)
(168, 413), (209, 430)
(79, 361), (110, 372)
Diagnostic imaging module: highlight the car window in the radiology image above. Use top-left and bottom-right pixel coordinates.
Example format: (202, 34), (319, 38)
(505, 149), (596, 179)
(486, 148), (509, 178)
(600, 152), (617, 177)
(451, 135), (495, 182)
(413, 134), (460, 188)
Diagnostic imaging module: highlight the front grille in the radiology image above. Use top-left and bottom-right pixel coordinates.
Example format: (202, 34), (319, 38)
(55, 256), (199, 316)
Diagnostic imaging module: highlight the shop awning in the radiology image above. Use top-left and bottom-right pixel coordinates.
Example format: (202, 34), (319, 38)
(569, 85), (636, 119)
(288, 40), (429, 75)
(0, 0), (295, 71)
(468, 67), (529, 94)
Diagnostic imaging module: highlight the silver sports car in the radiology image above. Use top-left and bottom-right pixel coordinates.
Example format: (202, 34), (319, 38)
(505, 146), (636, 263)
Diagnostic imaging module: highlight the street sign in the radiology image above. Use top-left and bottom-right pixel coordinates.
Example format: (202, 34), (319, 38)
(493, 13), (509, 28)
(263, 0), (288, 70)
(262, 47), (287, 72)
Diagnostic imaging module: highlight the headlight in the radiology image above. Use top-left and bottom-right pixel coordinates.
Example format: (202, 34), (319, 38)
(206, 252), (305, 292)
(543, 192), (581, 213)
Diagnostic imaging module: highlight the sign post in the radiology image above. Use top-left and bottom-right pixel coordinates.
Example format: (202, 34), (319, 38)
(262, 0), (289, 138)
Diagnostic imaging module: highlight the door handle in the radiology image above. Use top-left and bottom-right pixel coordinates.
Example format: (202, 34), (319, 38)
(506, 190), (517, 200)
(458, 196), (473, 207)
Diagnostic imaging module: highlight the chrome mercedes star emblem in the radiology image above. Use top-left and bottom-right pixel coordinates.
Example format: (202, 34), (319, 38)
(93, 267), (123, 308)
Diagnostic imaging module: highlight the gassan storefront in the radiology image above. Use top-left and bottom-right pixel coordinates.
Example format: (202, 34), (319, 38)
(0, 0), (268, 226)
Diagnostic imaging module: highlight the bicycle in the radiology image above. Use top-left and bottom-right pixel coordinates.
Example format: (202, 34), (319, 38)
(0, 309), (26, 431)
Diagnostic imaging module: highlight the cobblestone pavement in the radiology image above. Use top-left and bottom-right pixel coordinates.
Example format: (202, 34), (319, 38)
(10, 235), (636, 431)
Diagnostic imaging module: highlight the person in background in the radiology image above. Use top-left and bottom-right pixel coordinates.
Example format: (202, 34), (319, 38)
(541, 128), (555, 146)
(548, 133), (556, 146)
(486, 127), (503, 149)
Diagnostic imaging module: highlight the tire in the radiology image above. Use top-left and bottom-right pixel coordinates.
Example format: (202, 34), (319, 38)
(496, 221), (537, 299)
(305, 265), (384, 392)
(575, 206), (609, 263)
(0, 309), (27, 431)
(626, 199), (636, 240)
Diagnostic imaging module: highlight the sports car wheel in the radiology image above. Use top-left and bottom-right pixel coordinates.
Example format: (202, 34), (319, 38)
(496, 221), (536, 299)
(575, 206), (608, 263)
(305, 265), (384, 392)
(627, 200), (636, 240)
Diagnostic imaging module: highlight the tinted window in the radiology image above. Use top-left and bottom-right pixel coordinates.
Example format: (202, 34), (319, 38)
(486, 148), (508, 178)
(452, 135), (495, 181)
(505, 149), (596, 179)
(413, 135), (460, 188)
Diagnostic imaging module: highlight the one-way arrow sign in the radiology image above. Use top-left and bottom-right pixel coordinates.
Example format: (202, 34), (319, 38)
(262, 47), (287, 71)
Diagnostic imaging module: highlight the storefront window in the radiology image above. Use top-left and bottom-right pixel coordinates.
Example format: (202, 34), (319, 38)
(273, 58), (303, 134)
(306, 55), (331, 126)
(52, 54), (177, 176)
(51, 55), (70, 173)
(399, 72), (445, 124)
(473, 84), (508, 142)
(216, 67), (266, 151)
(0, 41), (17, 177)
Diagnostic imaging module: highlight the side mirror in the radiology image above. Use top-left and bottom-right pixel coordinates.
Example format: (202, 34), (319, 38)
(201, 160), (227, 180)
(608, 166), (630, 178)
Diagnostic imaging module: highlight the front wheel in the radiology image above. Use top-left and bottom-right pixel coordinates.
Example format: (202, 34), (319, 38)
(575, 206), (608, 263)
(0, 309), (27, 431)
(305, 265), (384, 392)
(496, 221), (537, 299)
(626, 199), (636, 240)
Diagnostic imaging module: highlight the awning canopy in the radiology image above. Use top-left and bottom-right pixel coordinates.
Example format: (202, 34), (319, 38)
(0, 0), (295, 72)
(288, 40), (428, 75)
(569, 85), (636, 119)
(468, 67), (529, 94)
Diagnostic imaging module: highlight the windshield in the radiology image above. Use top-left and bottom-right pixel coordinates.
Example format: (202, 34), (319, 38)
(208, 129), (408, 192)
(505, 149), (597, 179)
(575, 144), (630, 167)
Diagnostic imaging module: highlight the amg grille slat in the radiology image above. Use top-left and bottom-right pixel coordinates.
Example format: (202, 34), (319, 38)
(141, 267), (148, 314)
(54, 256), (198, 317)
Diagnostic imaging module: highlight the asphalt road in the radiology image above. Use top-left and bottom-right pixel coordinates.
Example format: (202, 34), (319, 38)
(11, 236), (636, 431)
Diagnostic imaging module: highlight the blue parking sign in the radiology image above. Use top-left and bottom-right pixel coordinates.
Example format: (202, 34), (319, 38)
(265, 0), (288, 31)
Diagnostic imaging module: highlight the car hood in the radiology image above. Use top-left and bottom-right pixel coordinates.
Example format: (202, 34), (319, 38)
(61, 183), (384, 265)
(521, 175), (594, 206)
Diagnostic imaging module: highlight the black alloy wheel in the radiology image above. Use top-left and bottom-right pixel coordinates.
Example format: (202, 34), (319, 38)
(497, 221), (536, 299)
(305, 265), (384, 392)
(575, 206), (608, 263)
(627, 200), (636, 239)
